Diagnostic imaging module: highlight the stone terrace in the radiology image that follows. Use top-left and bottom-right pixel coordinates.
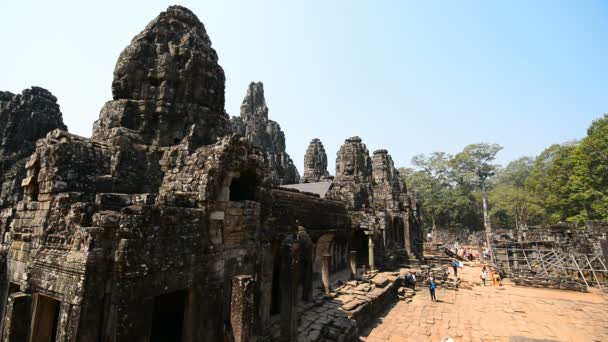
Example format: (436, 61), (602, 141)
(360, 263), (608, 342)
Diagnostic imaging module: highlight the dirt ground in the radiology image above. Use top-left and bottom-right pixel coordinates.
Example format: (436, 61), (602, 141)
(359, 263), (608, 342)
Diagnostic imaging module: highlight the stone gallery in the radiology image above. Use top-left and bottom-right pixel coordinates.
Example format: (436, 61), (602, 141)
(0, 6), (423, 342)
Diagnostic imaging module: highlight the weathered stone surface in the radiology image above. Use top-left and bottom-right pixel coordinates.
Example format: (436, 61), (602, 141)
(0, 87), (67, 247)
(328, 136), (373, 209)
(0, 87), (66, 208)
(231, 82), (299, 185)
(371, 149), (405, 211)
(302, 138), (330, 183)
(0, 6), (426, 342)
(92, 6), (229, 148)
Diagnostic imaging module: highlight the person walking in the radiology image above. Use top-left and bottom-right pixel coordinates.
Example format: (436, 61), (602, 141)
(451, 260), (459, 277)
(493, 272), (501, 286)
(429, 277), (437, 301)
(480, 267), (488, 286)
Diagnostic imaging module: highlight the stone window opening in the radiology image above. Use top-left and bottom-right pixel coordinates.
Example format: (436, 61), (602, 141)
(8, 282), (20, 295)
(229, 169), (258, 202)
(150, 290), (187, 342)
(30, 294), (61, 342)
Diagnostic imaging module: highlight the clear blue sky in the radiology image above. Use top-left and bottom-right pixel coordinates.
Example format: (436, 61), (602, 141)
(2, 1), (607, 174)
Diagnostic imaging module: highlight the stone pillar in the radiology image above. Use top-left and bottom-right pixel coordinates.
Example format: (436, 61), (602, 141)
(2, 292), (32, 342)
(279, 243), (299, 342)
(322, 255), (331, 294)
(368, 236), (375, 270)
(349, 251), (357, 280)
(403, 212), (411, 254)
(230, 275), (255, 342)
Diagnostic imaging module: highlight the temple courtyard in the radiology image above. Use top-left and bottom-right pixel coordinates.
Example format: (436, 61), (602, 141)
(360, 264), (608, 342)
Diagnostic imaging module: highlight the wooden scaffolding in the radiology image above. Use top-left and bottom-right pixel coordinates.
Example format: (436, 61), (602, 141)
(492, 244), (608, 290)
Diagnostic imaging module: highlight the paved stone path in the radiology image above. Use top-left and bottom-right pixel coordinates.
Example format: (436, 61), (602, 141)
(360, 264), (608, 342)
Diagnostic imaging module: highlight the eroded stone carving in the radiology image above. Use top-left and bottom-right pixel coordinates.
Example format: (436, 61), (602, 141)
(231, 82), (299, 185)
(302, 138), (331, 183)
(0, 6), (425, 342)
(92, 6), (229, 148)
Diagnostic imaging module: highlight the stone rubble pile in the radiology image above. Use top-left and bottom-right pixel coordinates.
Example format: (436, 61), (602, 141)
(293, 271), (400, 342)
(509, 269), (589, 292)
(421, 265), (449, 283)
(397, 286), (416, 302)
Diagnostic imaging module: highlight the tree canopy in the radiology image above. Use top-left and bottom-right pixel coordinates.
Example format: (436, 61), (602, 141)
(400, 114), (608, 231)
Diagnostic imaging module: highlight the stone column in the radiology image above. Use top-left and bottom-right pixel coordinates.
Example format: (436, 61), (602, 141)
(349, 251), (357, 280)
(279, 243), (299, 342)
(322, 255), (331, 294)
(2, 292), (32, 342)
(230, 275), (255, 342)
(403, 212), (411, 254)
(368, 236), (375, 270)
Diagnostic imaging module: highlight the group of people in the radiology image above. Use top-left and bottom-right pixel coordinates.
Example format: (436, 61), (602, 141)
(479, 266), (501, 286)
(482, 248), (492, 261)
(458, 247), (476, 261)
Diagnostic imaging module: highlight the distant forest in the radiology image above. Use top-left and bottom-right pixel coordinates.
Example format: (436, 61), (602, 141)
(400, 114), (608, 231)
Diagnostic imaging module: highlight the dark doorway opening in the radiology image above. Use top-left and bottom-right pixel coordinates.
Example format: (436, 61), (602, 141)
(229, 170), (258, 201)
(394, 218), (404, 246)
(350, 230), (369, 267)
(8, 282), (20, 294)
(151, 290), (186, 342)
(31, 294), (60, 342)
(270, 244), (281, 315)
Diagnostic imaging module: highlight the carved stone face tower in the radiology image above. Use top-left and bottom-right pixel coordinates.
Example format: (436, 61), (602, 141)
(329, 136), (374, 209)
(231, 82), (300, 185)
(302, 138), (330, 183)
(92, 6), (229, 148)
(334, 136), (372, 183)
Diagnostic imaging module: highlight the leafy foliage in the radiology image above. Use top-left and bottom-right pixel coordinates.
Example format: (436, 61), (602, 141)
(400, 113), (608, 231)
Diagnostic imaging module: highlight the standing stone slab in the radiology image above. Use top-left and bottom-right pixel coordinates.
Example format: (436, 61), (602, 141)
(350, 251), (358, 280)
(230, 275), (255, 342)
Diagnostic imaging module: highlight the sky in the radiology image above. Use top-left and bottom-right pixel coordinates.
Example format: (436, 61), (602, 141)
(2, 1), (607, 174)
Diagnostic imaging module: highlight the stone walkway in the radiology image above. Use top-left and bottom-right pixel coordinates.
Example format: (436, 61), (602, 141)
(360, 264), (608, 342)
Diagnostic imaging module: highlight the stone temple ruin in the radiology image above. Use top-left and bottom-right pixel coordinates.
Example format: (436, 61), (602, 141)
(0, 6), (423, 342)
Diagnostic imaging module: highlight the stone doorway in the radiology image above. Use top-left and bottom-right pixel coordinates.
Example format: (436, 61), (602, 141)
(270, 242), (281, 315)
(30, 294), (60, 342)
(350, 230), (369, 267)
(229, 170), (258, 201)
(151, 290), (187, 342)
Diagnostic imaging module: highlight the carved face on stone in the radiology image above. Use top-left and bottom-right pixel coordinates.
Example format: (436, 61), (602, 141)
(344, 160), (354, 175)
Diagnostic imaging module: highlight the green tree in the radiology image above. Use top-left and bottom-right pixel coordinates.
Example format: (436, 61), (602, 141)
(400, 152), (483, 233)
(568, 114), (608, 223)
(526, 142), (578, 223)
(489, 157), (545, 230)
(452, 143), (503, 247)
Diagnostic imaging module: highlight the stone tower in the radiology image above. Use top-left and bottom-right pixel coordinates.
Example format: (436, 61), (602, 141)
(328, 136), (374, 209)
(92, 5), (229, 148)
(302, 138), (330, 183)
(231, 82), (300, 185)
(0, 86), (67, 237)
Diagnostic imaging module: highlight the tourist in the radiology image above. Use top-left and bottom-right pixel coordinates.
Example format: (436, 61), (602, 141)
(406, 271), (417, 291)
(493, 272), (501, 286)
(480, 267), (488, 286)
(429, 277), (437, 301)
(451, 260), (459, 276)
